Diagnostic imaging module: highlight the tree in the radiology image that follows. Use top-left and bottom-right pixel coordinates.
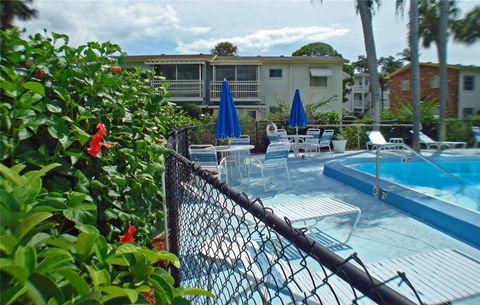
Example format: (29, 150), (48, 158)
(357, 0), (382, 129)
(210, 41), (238, 56)
(0, 0), (37, 30)
(410, 0), (422, 151)
(418, 0), (459, 141)
(452, 5), (480, 44)
(352, 55), (370, 73)
(292, 42), (342, 57)
(378, 56), (404, 74)
(397, 48), (412, 62)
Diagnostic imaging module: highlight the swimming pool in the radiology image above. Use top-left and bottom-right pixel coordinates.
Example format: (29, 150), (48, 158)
(354, 159), (480, 212)
(323, 155), (480, 248)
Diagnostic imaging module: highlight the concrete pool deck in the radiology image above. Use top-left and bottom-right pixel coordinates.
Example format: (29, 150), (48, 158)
(228, 150), (480, 304)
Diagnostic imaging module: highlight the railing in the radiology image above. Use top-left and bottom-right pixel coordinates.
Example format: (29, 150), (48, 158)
(165, 147), (421, 305)
(150, 79), (204, 98)
(210, 81), (262, 100)
(373, 143), (464, 199)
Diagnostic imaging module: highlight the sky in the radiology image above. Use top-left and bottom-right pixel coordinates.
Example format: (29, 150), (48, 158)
(17, 0), (480, 66)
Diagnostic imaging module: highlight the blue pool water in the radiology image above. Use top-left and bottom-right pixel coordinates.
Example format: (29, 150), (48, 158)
(353, 159), (480, 212)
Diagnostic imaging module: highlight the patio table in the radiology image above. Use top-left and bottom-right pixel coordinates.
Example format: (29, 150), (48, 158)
(215, 145), (254, 180)
(287, 134), (313, 158)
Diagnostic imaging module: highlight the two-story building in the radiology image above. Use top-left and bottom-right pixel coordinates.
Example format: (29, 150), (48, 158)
(389, 63), (480, 119)
(123, 54), (347, 119)
(344, 72), (390, 115)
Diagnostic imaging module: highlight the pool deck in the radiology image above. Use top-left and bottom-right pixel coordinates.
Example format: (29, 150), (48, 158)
(229, 149), (480, 304)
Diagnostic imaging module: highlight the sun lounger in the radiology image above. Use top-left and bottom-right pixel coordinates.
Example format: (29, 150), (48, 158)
(201, 236), (480, 305)
(414, 131), (467, 150)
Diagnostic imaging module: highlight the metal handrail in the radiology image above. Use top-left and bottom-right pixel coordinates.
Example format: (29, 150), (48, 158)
(374, 143), (464, 198)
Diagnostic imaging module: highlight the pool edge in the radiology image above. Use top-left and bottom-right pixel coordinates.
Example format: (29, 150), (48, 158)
(323, 158), (480, 249)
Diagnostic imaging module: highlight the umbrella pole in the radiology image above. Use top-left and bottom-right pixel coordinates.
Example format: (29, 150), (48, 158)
(296, 127), (299, 157)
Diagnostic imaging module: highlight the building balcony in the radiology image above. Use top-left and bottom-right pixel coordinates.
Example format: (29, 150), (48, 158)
(150, 79), (204, 101)
(210, 81), (262, 101)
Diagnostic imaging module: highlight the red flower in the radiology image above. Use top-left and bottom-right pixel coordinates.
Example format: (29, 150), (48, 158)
(120, 224), (136, 243)
(111, 65), (122, 75)
(35, 68), (44, 78)
(86, 123), (106, 157)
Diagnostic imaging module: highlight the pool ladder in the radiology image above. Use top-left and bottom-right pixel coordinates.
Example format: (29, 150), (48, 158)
(373, 143), (464, 199)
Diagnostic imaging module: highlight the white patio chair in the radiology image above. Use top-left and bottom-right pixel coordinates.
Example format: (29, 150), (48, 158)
(250, 142), (291, 191)
(318, 129), (334, 152)
(415, 131), (467, 150)
(188, 144), (228, 183)
(472, 126), (480, 148)
(303, 128), (321, 157)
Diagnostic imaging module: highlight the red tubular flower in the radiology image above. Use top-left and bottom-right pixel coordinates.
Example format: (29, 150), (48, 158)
(86, 123), (106, 157)
(35, 68), (44, 78)
(119, 224), (136, 243)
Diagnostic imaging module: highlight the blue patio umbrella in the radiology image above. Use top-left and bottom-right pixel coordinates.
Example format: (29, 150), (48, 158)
(289, 89), (307, 135)
(215, 79), (241, 140)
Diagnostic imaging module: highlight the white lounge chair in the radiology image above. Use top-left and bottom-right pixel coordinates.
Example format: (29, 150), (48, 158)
(250, 142), (291, 191)
(303, 128), (321, 157)
(416, 131), (467, 150)
(189, 144), (228, 183)
(472, 126), (480, 148)
(201, 236), (480, 305)
(367, 131), (406, 151)
(230, 135), (252, 178)
(318, 129), (334, 152)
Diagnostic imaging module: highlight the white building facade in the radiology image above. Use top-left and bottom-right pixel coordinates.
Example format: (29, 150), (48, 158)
(344, 73), (390, 115)
(123, 55), (346, 119)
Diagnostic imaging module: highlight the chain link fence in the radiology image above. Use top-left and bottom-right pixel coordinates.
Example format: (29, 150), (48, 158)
(165, 148), (424, 305)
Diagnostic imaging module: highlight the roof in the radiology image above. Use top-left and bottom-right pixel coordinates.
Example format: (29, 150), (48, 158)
(389, 62), (480, 77)
(124, 54), (348, 65)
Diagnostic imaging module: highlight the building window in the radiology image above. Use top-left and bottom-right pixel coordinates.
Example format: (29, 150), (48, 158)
(177, 64), (200, 80)
(216, 65), (236, 81)
(269, 69), (282, 78)
(430, 75), (439, 89)
(157, 65), (175, 79)
(246, 110), (257, 120)
(310, 76), (328, 87)
(464, 75), (474, 91)
(400, 80), (410, 91)
(463, 108), (474, 118)
(237, 65), (257, 81)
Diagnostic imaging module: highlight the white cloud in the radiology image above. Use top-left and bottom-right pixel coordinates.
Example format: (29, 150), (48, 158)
(17, 1), (209, 46)
(176, 26), (350, 54)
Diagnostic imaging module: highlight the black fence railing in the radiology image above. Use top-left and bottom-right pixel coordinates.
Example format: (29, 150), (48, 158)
(165, 149), (423, 305)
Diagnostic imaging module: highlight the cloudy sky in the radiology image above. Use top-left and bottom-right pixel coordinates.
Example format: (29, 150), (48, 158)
(17, 0), (480, 65)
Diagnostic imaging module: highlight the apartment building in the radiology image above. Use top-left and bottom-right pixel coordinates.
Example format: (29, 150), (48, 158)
(344, 72), (390, 115)
(123, 54), (346, 119)
(389, 63), (480, 119)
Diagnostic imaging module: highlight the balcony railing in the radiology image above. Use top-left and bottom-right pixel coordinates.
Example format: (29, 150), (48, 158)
(150, 79), (203, 99)
(210, 81), (262, 100)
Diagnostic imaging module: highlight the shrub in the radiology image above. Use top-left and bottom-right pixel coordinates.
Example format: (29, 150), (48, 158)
(1, 28), (211, 304)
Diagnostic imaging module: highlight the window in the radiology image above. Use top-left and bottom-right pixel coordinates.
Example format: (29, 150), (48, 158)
(216, 65), (235, 81)
(464, 75), (474, 91)
(157, 65), (175, 79)
(400, 80), (410, 91)
(269, 69), (282, 78)
(463, 108), (474, 118)
(177, 64), (200, 80)
(310, 76), (328, 87)
(430, 75), (439, 89)
(237, 65), (257, 81)
(246, 110), (257, 120)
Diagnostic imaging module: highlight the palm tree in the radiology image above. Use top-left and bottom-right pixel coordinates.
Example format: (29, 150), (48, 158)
(0, 0), (37, 30)
(210, 41), (238, 56)
(395, 0), (421, 150)
(357, 0), (382, 130)
(410, 0), (421, 151)
(418, 0), (458, 141)
(452, 5), (480, 44)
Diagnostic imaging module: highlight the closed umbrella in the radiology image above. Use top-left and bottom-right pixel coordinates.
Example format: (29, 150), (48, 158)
(289, 89), (307, 134)
(216, 79), (241, 140)
(289, 89), (307, 156)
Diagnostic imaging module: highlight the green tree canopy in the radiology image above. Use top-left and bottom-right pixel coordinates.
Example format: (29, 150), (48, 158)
(452, 5), (480, 44)
(292, 42), (342, 57)
(352, 55), (369, 72)
(0, 0), (37, 30)
(211, 41), (238, 56)
(378, 56), (404, 74)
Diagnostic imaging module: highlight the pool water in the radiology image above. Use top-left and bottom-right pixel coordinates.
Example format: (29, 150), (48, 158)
(354, 159), (480, 212)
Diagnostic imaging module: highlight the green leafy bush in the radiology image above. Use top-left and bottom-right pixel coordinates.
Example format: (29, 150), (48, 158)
(1, 29), (211, 304)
